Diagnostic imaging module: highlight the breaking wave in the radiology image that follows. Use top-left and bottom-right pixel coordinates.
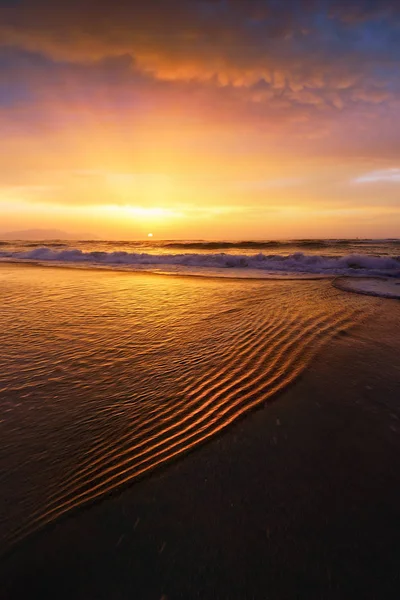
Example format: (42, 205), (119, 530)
(0, 247), (399, 278)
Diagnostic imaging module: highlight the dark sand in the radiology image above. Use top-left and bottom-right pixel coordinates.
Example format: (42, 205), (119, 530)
(1, 297), (400, 600)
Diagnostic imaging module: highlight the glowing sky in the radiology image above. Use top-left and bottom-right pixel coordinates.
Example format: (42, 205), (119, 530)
(1, 0), (399, 239)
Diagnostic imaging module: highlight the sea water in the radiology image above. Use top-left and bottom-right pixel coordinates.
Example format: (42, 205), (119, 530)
(0, 238), (399, 280)
(0, 263), (380, 552)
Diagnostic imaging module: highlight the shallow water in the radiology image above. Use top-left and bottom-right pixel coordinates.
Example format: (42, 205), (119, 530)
(0, 265), (377, 552)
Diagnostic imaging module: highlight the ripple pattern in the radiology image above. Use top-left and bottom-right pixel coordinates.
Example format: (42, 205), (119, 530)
(0, 265), (376, 550)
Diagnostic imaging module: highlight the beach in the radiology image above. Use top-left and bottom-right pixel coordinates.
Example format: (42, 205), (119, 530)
(1, 263), (400, 599)
(2, 0), (400, 595)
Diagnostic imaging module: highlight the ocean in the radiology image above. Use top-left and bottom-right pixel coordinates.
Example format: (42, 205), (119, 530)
(0, 238), (399, 279)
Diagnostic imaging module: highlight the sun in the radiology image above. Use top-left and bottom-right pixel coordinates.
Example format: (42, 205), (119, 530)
(147, 233), (153, 237)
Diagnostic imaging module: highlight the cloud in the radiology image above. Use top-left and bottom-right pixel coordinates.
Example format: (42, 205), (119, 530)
(0, 0), (399, 238)
(1, 1), (399, 87)
(1, 0), (399, 149)
(354, 168), (400, 183)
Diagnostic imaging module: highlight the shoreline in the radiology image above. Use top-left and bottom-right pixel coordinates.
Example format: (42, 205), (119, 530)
(1, 260), (398, 289)
(1, 291), (400, 599)
(0, 259), (333, 281)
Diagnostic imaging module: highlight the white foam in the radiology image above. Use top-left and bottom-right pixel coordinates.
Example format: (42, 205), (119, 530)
(0, 247), (399, 279)
(334, 277), (400, 299)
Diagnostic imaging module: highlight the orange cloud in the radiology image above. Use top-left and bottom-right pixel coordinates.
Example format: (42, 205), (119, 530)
(0, 1), (399, 237)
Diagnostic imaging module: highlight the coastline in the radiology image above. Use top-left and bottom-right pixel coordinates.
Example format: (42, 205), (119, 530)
(1, 290), (399, 599)
(0, 259), (334, 281)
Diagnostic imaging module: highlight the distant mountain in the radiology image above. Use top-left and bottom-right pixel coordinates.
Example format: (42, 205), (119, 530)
(0, 229), (97, 240)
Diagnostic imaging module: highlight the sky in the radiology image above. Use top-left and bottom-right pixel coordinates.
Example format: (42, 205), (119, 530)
(0, 0), (399, 239)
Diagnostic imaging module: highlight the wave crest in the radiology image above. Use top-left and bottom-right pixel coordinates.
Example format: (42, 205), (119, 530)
(0, 247), (399, 278)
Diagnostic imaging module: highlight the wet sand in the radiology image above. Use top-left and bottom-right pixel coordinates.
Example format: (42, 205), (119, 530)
(1, 294), (400, 599)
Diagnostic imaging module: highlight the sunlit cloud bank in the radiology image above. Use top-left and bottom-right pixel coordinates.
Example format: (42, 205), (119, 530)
(0, 0), (399, 238)
(354, 168), (400, 183)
